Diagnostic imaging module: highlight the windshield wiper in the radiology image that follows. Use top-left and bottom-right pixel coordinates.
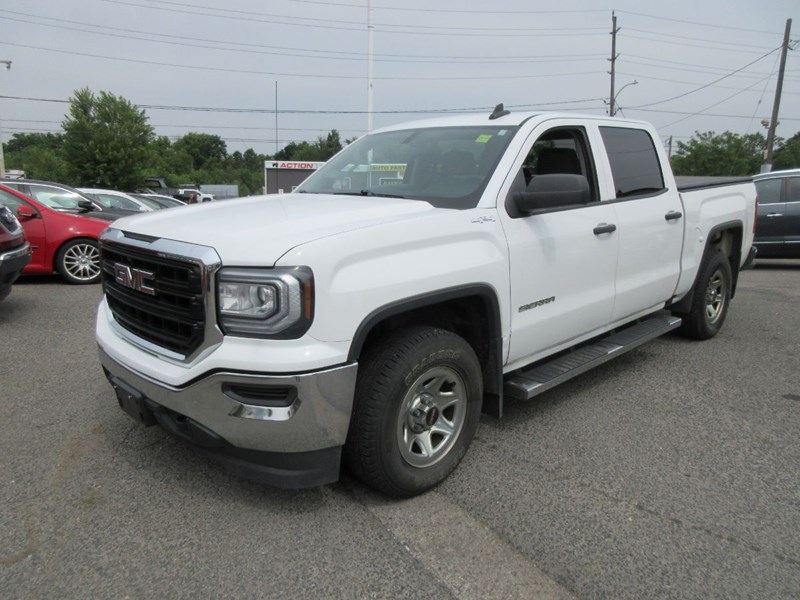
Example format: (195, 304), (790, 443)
(326, 190), (407, 199)
(358, 189), (406, 199)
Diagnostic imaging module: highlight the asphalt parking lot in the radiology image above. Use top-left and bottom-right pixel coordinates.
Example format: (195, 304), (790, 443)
(2, 260), (799, 599)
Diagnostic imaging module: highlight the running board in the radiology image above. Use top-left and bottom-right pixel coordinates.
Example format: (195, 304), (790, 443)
(503, 313), (682, 401)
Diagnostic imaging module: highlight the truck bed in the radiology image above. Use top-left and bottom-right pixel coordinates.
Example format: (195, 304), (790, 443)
(675, 176), (752, 191)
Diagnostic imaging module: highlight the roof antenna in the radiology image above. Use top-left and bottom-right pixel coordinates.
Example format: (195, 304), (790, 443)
(489, 103), (510, 120)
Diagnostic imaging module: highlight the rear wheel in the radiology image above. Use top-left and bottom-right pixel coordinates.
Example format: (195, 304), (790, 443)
(345, 326), (482, 497)
(56, 238), (101, 284)
(676, 250), (732, 340)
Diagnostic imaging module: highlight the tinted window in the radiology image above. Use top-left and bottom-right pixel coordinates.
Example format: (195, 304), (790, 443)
(0, 188), (26, 211)
(599, 127), (665, 198)
(754, 179), (782, 205)
(787, 178), (800, 203)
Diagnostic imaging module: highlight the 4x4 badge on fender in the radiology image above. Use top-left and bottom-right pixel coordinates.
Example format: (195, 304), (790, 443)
(113, 263), (156, 295)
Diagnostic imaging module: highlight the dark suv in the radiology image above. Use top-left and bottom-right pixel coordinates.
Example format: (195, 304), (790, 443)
(753, 168), (800, 258)
(0, 204), (31, 301)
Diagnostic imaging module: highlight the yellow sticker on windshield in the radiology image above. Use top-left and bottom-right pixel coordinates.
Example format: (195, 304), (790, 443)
(475, 134), (492, 143)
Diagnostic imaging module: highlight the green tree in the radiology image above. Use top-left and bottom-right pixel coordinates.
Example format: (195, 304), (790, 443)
(172, 133), (227, 170)
(773, 131), (800, 170)
(61, 87), (154, 189)
(3, 132), (68, 180)
(5, 132), (64, 154)
(274, 130), (343, 162)
(6, 146), (69, 181)
(671, 131), (770, 176)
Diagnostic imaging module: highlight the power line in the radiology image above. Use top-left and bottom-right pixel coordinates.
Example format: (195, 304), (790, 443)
(141, 0), (610, 16)
(625, 28), (775, 51)
(628, 46), (782, 109)
(653, 73), (775, 130)
(101, 0), (608, 37)
(0, 14), (605, 65)
(622, 55), (800, 80)
(0, 41), (605, 80)
(621, 33), (778, 54)
(2, 119), (366, 133)
(615, 10), (782, 35)
(617, 70), (799, 95)
(624, 108), (800, 121)
(0, 93), (606, 114)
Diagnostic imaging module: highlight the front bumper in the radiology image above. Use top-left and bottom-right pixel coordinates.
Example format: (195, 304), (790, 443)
(99, 348), (358, 488)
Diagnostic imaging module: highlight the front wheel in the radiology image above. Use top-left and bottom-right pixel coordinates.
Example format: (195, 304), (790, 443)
(345, 326), (483, 497)
(676, 250), (732, 340)
(56, 238), (101, 284)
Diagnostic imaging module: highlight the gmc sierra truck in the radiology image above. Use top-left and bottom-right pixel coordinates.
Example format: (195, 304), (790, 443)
(96, 106), (757, 497)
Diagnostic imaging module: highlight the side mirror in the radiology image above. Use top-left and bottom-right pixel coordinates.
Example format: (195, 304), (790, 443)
(17, 205), (38, 220)
(512, 174), (591, 214)
(77, 199), (96, 213)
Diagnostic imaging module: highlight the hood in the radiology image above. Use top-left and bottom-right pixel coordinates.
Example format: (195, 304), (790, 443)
(111, 193), (437, 265)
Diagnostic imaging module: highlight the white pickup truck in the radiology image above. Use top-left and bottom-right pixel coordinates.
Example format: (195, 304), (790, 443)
(96, 106), (757, 496)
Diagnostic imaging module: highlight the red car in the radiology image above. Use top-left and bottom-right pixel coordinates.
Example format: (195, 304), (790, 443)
(0, 183), (109, 284)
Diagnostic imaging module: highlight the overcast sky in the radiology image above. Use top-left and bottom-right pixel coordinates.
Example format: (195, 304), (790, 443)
(1, 0), (798, 156)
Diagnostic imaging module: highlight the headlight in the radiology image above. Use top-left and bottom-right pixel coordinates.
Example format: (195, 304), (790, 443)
(216, 267), (314, 338)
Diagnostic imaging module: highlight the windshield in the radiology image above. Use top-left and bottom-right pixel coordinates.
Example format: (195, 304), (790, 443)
(88, 192), (146, 212)
(297, 125), (519, 209)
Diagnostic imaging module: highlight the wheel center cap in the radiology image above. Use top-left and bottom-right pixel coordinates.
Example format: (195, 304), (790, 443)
(425, 407), (439, 427)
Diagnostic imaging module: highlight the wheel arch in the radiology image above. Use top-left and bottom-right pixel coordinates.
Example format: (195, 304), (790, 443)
(670, 220), (743, 313)
(348, 284), (505, 418)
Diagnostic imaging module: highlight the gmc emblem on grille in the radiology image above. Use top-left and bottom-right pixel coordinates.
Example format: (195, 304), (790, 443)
(113, 263), (156, 296)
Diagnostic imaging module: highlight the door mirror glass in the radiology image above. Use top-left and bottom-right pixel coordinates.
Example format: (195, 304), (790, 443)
(512, 174), (591, 214)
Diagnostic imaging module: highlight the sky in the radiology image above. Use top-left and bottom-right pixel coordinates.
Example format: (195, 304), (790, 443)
(0, 0), (798, 157)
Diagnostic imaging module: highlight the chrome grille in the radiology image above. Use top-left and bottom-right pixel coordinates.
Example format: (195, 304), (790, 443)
(100, 238), (208, 357)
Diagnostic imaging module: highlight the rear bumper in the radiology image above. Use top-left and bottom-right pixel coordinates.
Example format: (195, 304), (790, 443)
(99, 348), (358, 488)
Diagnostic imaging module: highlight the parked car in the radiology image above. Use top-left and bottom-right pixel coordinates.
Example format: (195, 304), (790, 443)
(78, 188), (156, 213)
(130, 193), (186, 209)
(0, 184), (109, 284)
(0, 179), (138, 222)
(140, 178), (213, 202)
(0, 203), (31, 301)
(752, 168), (800, 258)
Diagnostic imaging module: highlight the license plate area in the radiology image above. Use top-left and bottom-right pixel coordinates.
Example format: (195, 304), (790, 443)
(110, 375), (157, 427)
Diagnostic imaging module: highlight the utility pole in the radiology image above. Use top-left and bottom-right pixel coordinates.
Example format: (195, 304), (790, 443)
(275, 81), (278, 155)
(367, 0), (374, 131)
(763, 18), (792, 172)
(608, 12), (619, 117)
(0, 60), (10, 178)
(668, 135), (673, 159)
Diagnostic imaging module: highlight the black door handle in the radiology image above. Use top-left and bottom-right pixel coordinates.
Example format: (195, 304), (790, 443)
(665, 210), (683, 221)
(593, 223), (617, 235)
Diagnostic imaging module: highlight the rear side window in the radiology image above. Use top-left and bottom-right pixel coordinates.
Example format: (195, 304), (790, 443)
(787, 177), (800, 203)
(599, 127), (664, 198)
(754, 179), (782, 204)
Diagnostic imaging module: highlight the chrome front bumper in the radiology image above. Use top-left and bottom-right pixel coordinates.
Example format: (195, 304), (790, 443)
(99, 348), (358, 454)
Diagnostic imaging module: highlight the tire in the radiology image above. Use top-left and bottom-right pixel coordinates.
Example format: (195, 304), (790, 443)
(676, 250), (732, 340)
(345, 326), (483, 497)
(56, 238), (102, 285)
